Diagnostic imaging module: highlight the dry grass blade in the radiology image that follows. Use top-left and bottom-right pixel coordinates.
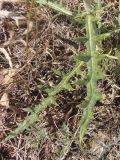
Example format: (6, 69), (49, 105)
(23, 21), (33, 35)
(0, 48), (13, 68)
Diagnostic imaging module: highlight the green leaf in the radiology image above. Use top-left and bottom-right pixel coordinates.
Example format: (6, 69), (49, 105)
(37, 0), (73, 16)
(22, 107), (35, 113)
(52, 69), (65, 77)
(6, 114), (38, 140)
(79, 107), (93, 143)
(95, 28), (120, 40)
(79, 7), (104, 143)
(74, 37), (88, 43)
(6, 59), (84, 139)
(63, 83), (74, 91)
(76, 54), (91, 62)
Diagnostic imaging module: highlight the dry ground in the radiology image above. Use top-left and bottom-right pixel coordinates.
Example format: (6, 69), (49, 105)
(0, 0), (120, 160)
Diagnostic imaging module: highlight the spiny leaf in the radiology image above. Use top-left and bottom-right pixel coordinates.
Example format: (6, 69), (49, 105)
(79, 2), (104, 143)
(37, 0), (73, 16)
(74, 37), (88, 43)
(96, 28), (120, 40)
(63, 83), (74, 91)
(6, 60), (84, 140)
(73, 77), (89, 86)
(35, 96), (56, 114)
(74, 54), (91, 62)
(6, 114), (38, 140)
(79, 107), (93, 143)
(22, 107), (35, 113)
(52, 69), (65, 77)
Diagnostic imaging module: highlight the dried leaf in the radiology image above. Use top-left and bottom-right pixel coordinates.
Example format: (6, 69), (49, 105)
(0, 47), (13, 68)
(0, 93), (9, 108)
(22, 21), (33, 35)
(0, 68), (17, 85)
(90, 132), (107, 158)
(0, 10), (10, 18)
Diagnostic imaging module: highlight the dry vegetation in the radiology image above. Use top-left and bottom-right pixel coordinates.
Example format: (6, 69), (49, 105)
(0, 0), (120, 160)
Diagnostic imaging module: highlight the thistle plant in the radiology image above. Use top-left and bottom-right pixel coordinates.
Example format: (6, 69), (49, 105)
(6, 0), (119, 143)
